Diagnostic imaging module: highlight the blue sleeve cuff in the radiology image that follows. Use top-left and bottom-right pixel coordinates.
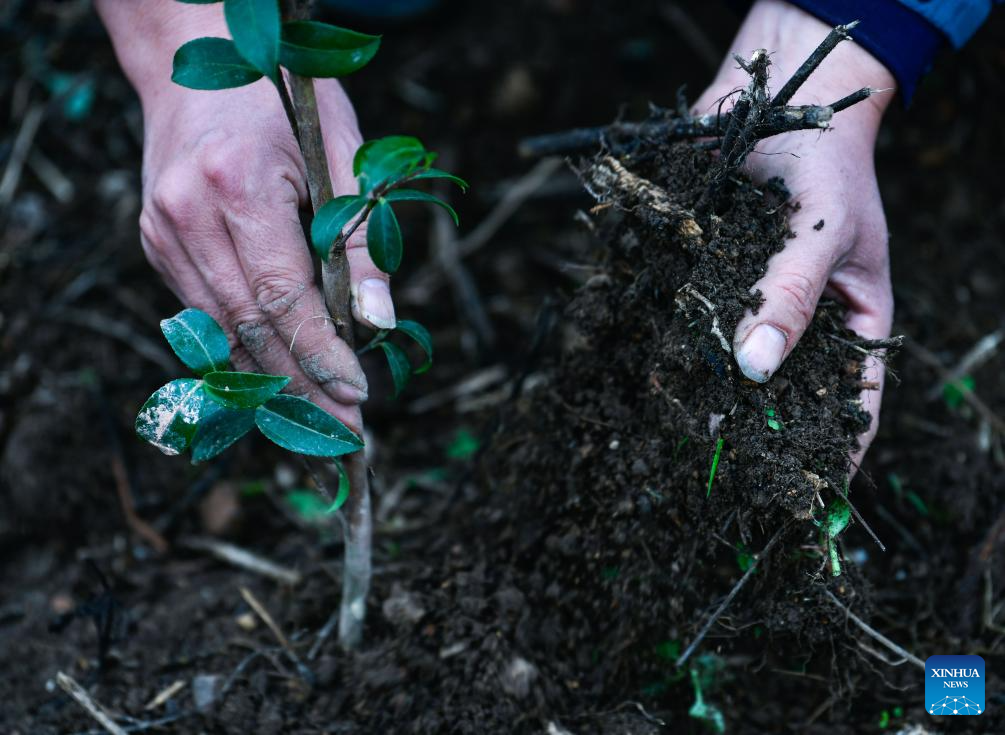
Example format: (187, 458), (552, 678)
(897, 0), (994, 47)
(784, 0), (945, 102)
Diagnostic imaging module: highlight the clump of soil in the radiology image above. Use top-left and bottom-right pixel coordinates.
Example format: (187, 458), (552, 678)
(459, 140), (878, 729)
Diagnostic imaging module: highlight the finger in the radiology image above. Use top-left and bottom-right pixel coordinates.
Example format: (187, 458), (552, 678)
(347, 229), (396, 330)
(828, 261), (894, 473)
(733, 210), (841, 382)
(226, 323), (365, 434)
(223, 190), (370, 407)
(316, 79), (396, 331)
(139, 210), (222, 327)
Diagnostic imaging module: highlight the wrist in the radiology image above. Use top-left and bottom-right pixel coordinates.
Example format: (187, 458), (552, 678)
(95, 0), (230, 110)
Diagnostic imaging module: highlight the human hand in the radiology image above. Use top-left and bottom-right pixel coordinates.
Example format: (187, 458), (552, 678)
(97, 1), (394, 432)
(693, 0), (896, 465)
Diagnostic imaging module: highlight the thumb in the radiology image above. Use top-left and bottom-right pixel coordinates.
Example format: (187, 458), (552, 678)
(733, 219), (835, 382)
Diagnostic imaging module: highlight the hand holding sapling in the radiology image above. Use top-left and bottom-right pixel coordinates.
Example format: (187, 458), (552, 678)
(96, 0), (390, 426)
(111, 0), (464, 649)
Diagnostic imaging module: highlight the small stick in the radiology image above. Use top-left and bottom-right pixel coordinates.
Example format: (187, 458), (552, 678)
(403, 157), (563, 301)
(307, 608), (340, 660)
(48, 307), (178, 374)
(833, 485), (885, 552)
(925, 327), (1003, 401)
(56, 672), (128, 735)
(0, 103), (44, 211)
(906, 339), (1005, 435)
(240, 586), (292, 651)
(770, 20), (860, 107)
(143, 680), (186, 711)
(822, 589), (925, 670)
(676, 524), (788, 667)
(179, 537), (302, 586)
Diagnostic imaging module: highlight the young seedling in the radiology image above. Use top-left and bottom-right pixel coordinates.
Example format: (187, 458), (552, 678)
(136, 0), (465, 649)
(817, 496), (851, 576)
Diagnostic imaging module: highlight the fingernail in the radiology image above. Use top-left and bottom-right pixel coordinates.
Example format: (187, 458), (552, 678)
(357, 279), (396, 330)
(326, 381), (368, 405)
(735, 324), (787, 383)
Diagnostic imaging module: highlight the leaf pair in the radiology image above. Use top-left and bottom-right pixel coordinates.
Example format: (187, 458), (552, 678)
(310, 136), (467, 273)
(136, 308), (363, 462)
(359, 320), (433, 397)
(172, 0), (379, 90)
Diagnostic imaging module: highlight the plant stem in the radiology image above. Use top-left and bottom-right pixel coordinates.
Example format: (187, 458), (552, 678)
(281, 0), (372, 650)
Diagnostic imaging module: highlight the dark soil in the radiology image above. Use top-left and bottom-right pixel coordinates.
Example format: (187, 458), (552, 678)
(2, 1), (1004, 734)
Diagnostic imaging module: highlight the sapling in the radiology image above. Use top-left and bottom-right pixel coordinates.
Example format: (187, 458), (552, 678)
(135, 0), (465, 649)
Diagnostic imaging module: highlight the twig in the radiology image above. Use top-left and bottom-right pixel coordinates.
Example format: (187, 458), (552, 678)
(240, 586), (292, 651)
(308, 608), (340, 660)
(429, 151), (496, 350)
(833, 485), (885, 552)
(56, 672), (128, 735)
(143, 680), (185, 711)
(676, 524), (788, 667)
(518, 102), (840, 159)
(47, 307), (178, 374)
(905, 338), (1005, 435)
(770, 20), (859, 107)
(403, 157), (563, 302)
(822, 589), (925, 670)
(178, 536), (302, 585)
(925, 327), (1003, 401)
(0, 103), (44, 212)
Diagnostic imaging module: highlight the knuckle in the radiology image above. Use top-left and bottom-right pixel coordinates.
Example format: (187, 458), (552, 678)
(138, 210), (165, 256)
(198, 139), (254, 200)
(775, 272), (819, 327)
(148, 165), (197, 227)
(251, 273), (308, 323)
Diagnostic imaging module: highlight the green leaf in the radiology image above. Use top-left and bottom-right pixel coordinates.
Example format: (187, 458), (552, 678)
(824, 497), (852, 577)
(706, 437), (724, 498)
(177, 0), (222, 3)
(135, 379), (207, 456)
(191, 407), (256, 463)
(279, 21), (380, 78)
(172, 37), (264, 90)
(379, 341), (411, 398)
(408, 167), (468, 191)
(824, 497), (851, 538)
(354, 136), (430, 194)
(383, 189), (458, 226)
(445, 428), (480, 460)
(330, 459), (350, 511)
(942, 375), (974, 409)
(367, 199), (403, 274)
(311, 194), (367, 261)
(394, 319), (433, 374)
(160, 308), (231, 376)
(255, 394), (363, 457)
(224, 0), (280, 82)
(204, 371), (289, 409)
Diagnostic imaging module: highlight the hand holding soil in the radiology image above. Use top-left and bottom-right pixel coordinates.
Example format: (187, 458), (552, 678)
(695, 0), (895, 464)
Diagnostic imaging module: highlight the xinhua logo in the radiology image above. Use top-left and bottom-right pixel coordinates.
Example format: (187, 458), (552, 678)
(925, 655), (985, 715)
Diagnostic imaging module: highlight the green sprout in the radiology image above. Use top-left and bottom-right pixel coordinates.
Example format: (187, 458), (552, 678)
(688, 654), (726, 733)
(942, 374), (975, 410)
(764, 405), (784, 431)
(707, 437), (724, 498)
(818, 497), (851, 576)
